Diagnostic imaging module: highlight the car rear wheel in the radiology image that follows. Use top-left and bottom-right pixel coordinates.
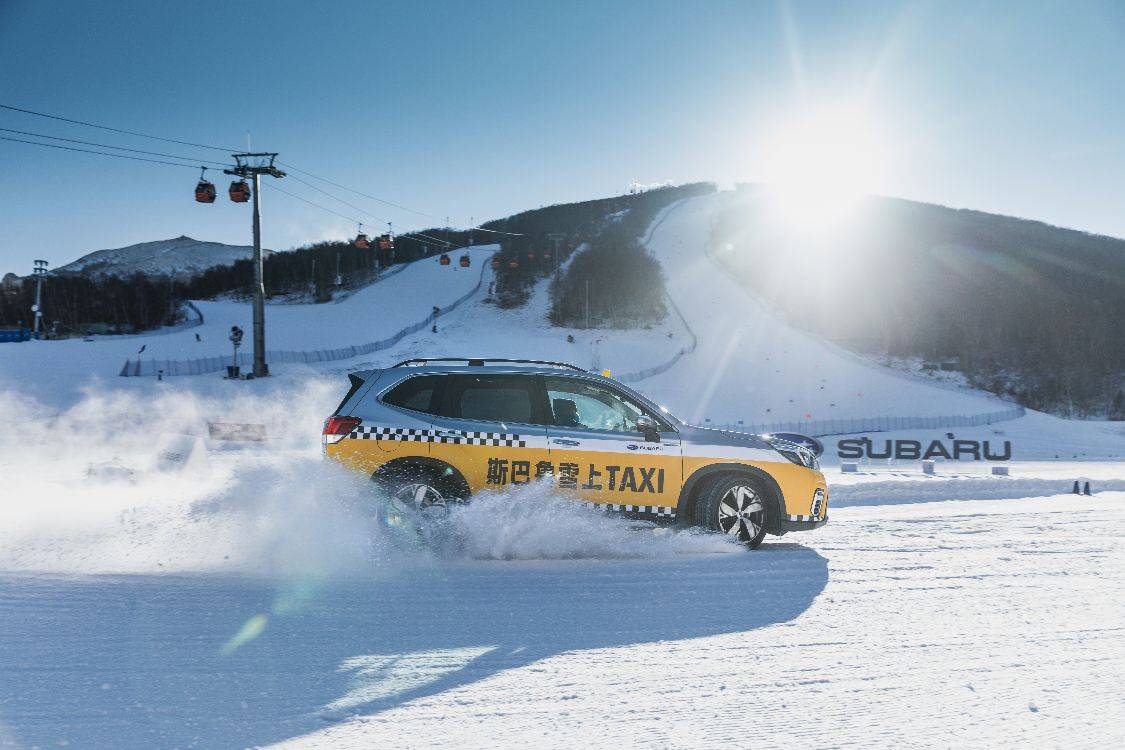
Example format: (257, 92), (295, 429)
(372, 466), (465, 545)
(693, 475), (769, 549)
(388, 481), (448, 511)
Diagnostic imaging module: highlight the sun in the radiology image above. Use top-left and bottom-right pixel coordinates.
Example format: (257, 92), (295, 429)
(757, 104), (886, 227)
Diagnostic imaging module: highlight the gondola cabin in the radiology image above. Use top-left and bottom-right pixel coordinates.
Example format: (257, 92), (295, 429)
(228, 180), (251, 203)
(491, 258), (501, 269)
(354, 233), (370, 249)
(439, 253), (451, 266)
(377, 234), (394, 251)
(195, 180), (216, 203)
(507, 260), (520, 269)
(459, 254), (471, 268)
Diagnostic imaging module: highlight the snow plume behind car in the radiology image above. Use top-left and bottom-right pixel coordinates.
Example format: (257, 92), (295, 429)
(0, 380), (376, 576)
(443, 482), (738, 560)
(0, 380), (736, 575)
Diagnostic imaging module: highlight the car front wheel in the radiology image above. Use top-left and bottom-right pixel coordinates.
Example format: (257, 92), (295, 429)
(693, 475), (769, 549)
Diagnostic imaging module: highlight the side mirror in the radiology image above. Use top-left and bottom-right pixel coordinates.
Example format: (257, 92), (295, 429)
(635, 415), (660, 443)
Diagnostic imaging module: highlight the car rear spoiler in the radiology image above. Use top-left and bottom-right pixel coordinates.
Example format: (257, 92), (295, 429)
(333, 369), (380, 415)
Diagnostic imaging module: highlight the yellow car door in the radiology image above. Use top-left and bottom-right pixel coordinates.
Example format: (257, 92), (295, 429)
(541, 375), (682, 516)
(427, 372), (551, 494)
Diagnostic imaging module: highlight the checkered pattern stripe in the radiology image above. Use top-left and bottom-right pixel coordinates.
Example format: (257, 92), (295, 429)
(347, 426), (526, 448)
(584, 502), (676, 518)
(350, 426), (432, 442)
(787, 514), (819, 522)
(456, 431), (526, 447)
(349, 425), (418, 442)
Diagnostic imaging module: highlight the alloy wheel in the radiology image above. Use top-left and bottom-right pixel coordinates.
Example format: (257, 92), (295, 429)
(717, 484), (764, 542)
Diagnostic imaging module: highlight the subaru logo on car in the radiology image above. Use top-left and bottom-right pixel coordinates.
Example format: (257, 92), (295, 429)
(769, 432), (824, 457)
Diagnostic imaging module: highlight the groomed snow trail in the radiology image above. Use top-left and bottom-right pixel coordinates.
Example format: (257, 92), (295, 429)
(640, 194), (1010, 424)
(1, 493), (1121, 749)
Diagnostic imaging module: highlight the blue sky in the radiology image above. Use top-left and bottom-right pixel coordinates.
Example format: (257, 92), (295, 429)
(1, 0), (1123, 272)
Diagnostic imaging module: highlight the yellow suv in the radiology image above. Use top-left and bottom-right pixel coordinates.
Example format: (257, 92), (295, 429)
(323, 358), (827, 547)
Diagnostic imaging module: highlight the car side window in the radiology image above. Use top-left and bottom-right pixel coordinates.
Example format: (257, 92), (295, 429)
(381, 375), (441, 414)
(445, 374), (541, 425)
(544, 376), (663, 434)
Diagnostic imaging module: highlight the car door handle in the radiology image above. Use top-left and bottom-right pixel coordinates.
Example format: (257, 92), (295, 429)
(551, 438), (581, 446)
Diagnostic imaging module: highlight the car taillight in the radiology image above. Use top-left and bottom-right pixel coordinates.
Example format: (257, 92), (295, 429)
(322, 416), (361, 446)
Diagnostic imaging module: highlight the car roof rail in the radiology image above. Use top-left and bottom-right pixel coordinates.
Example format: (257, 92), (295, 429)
(391, 357), (587, 372)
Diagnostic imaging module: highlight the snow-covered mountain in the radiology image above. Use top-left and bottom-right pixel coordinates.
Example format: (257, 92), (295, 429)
(56, 235), (261, 280)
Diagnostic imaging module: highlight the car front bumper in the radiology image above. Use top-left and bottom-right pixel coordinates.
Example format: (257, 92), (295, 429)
(779, 514), (828, 532)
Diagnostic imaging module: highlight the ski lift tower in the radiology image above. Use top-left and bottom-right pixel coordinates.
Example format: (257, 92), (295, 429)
(547, 233), (565, 275)
(224, 153), (285, 378)
(31, 260), (48, 337)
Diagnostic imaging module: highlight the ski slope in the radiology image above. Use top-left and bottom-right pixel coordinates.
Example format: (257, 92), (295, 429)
(0, 246), (495, 402)
(638, 193), (1010, 424)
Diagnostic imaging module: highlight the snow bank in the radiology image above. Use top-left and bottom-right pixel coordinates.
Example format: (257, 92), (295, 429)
(831, 476), (1125, 507)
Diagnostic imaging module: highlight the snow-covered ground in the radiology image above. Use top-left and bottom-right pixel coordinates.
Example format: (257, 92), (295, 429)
(0, 192), (1122, 748)
(2, 476), (1121, 748)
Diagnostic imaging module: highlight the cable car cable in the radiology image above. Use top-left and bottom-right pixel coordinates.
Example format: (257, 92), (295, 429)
(0, 102), (238, 152)
(284, 173), (393, 225)
(278, 160), (524, 236)
(1, 103), (525, 237)
(0, 134), (223, 169)
(263, 183), (453, 248)
(1, 102), (526, 237)
(471, 226), (525, 236)
(275, 160), (441, 219)
(282, 174), (454, 247)
(0, 126), (232, 167)
(261, 181), (365, 224)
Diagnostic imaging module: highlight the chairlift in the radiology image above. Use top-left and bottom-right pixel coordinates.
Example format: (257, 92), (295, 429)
(194, 168), (216, 203)
(459, 254), (471, 268)
(228, 180), (251, 203)
(439, 253), (451, 266)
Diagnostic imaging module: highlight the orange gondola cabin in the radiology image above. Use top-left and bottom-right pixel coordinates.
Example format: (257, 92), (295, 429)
(354, 233), (370, 249)
(228, 180), (251, 203)
(195, 179), (216, 203)
(491, 258), (501, 269)
(377, 234), (394, 251)
(439, 253), (451, 266)
(459, 254), (471, 268)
